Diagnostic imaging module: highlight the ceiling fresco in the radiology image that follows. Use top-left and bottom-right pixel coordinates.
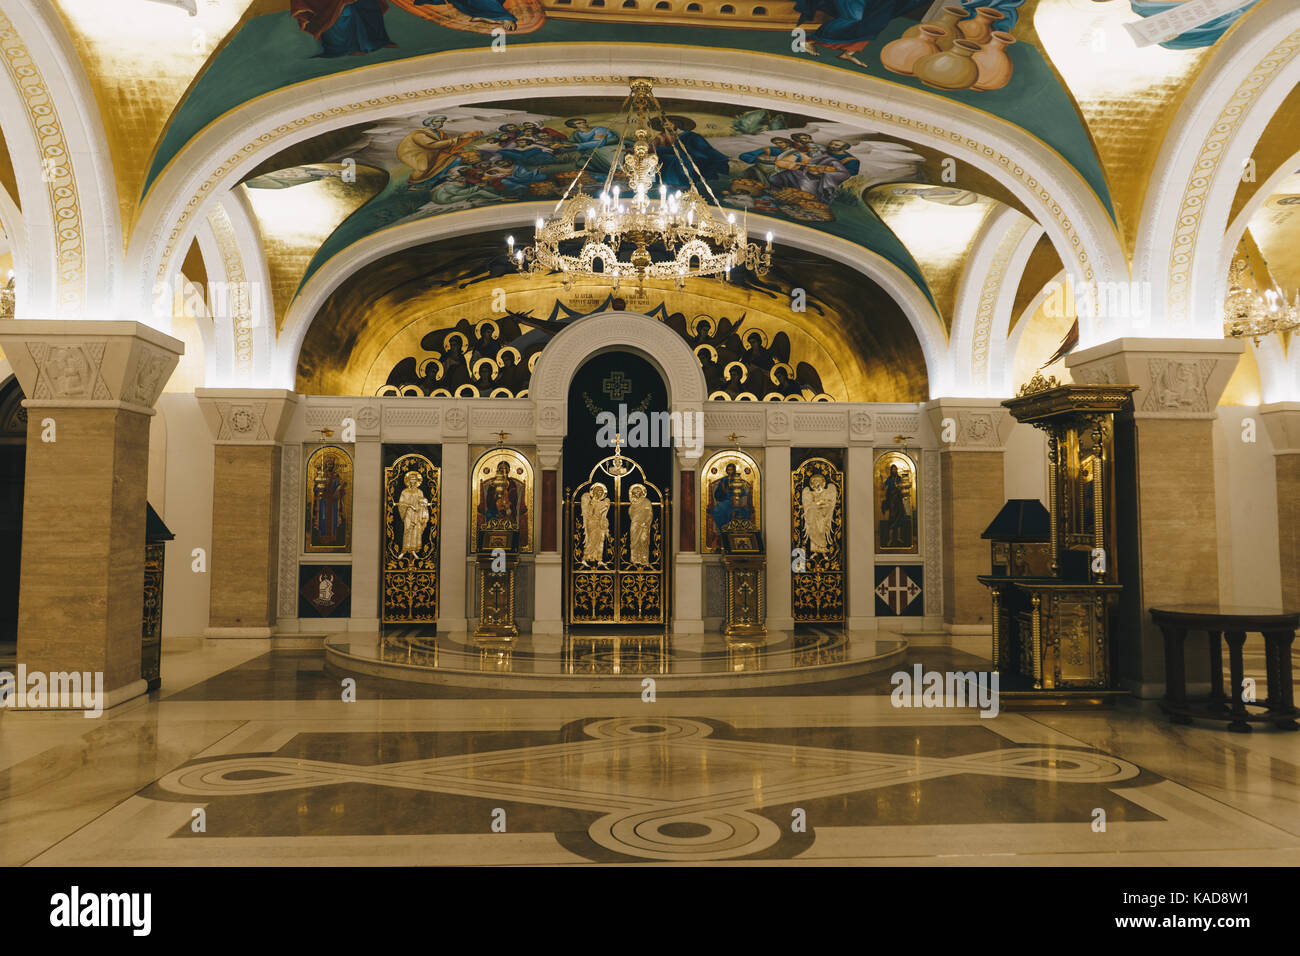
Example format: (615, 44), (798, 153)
(143, 0), (1128, 212)
(261, 98), (944, 307)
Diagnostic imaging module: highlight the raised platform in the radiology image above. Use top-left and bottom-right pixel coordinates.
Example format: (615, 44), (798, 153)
(324, 627), (907, 693)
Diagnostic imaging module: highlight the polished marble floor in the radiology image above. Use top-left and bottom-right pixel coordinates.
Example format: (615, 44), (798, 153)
(1, 636), (1298, 866)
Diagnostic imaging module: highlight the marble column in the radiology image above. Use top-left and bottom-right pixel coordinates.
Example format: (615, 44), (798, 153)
(1068, 337), (1244, 697)
(1261, 403), (1300, 612)
(845, 443), (876, 630)
(763, 442), (794, 630)
(196, 389), (298, 638)
(673, 449), (703, 635)
(532, 440), (564, 643)
(438, 438), (469, 633)
(0, 320), (182, 709)
(924, 398), (1016, 633)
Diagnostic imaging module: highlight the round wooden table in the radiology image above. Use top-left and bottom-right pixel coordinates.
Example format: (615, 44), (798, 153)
(1149, 605), (1299, 732)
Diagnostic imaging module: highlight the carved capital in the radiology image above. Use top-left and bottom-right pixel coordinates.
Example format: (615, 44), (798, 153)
(0, 320), (183, 415)
(923, 397), (1015, 452)
(196, 388), (299, 443)
(1260, 402), (1300, 455)
(1066, 337), (1244, 419)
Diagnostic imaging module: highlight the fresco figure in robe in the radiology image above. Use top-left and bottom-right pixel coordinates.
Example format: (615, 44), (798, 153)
(397, 116), (484, 186)
(792, 0), (929, 67)
(291, 0), (398, 57)
(649, 116), (729, 190)
(412, 0), (519, 29)
(565, 118), (621, 175)
(311, 453), (347, 546)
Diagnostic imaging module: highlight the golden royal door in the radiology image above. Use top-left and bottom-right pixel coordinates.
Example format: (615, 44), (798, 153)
(791, 455), (845, 623)
(382, 452), (441, 624)
(565, 449), (668, 625)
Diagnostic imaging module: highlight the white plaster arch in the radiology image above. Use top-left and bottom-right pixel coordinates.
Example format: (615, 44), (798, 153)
(128, 44), (1126, 342)
(273, 201), (951, 396)
(0, 0), (121, 319)
(1005, 268), (1068, 393)
(529, 310), (708, 444)
(1133, 4), (1300, 337)
(191, 191), (274, 387)
(1220, 145), (1300, 289)
(948, 204), (1042, 397)
(1254, 335), (1299, 404)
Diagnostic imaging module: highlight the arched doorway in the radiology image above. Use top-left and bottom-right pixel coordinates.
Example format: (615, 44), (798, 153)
(0, 377), (26, 646)
(564, 351), (671, 627)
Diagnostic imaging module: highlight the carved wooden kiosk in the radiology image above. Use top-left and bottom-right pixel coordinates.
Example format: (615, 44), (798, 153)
(721, 519), (766, 641)
(474, 520), (520, 643)
(978, 377), (1136, 699)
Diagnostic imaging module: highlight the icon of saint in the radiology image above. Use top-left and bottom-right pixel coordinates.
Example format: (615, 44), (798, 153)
(311, 453), (347, 547)
(881, 463), (912, 548)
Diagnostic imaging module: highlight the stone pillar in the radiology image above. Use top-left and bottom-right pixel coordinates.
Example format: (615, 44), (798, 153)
(673, 449), (703, 634)
(1261, 403), (1300, 612)
(924, 398), (1016, 633)
(1068, 337), (1244, 696)
(438, 438), (469, 633)
(351, 432), (382, 631)
(845, 442), (876, 630)
(763, 442), (794, 630)
(0, 320), (182, 709)
(196, 389), (298, 638)
(532, 440), (564, 643)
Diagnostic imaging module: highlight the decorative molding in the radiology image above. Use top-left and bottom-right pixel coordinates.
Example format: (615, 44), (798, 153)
(0, 7), (84, 315)
(1164, 27), (1300, 327)
(278, 443), (301, 617)
(206, 203), (255, 382)
(923, 450), (942, 621)
(875, 412), (920, 436)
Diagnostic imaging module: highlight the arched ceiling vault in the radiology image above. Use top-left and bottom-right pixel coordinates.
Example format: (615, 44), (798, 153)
(123, 45), (1128, 341)
(296, 226), (931, 404)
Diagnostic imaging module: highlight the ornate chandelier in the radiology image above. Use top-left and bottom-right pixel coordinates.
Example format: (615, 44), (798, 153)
(508, 78), (771, 289)
(1222, 256), (1299, 344)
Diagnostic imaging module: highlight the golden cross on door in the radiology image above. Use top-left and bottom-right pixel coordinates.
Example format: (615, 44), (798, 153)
(496, 431), (509, 446)
(727, 433), (744, 448)
(613, 433), (623, 453)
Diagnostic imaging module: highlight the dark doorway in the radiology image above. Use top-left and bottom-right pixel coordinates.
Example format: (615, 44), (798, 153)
(0, 377), (27, 646)
(563, 350), (671, 493)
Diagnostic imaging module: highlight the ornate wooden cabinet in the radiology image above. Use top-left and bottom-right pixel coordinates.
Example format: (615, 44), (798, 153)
(978, 378), (1137, 692)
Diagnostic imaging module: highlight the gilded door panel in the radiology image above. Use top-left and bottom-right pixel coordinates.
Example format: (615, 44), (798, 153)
(382, 453), (441, 624)
(568, 451), (665, 624)
(791, 456), (844, 622)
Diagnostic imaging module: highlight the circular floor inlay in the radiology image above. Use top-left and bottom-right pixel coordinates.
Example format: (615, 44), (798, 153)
(630, 725), (666, 733)
(657, 821), (712, 838)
